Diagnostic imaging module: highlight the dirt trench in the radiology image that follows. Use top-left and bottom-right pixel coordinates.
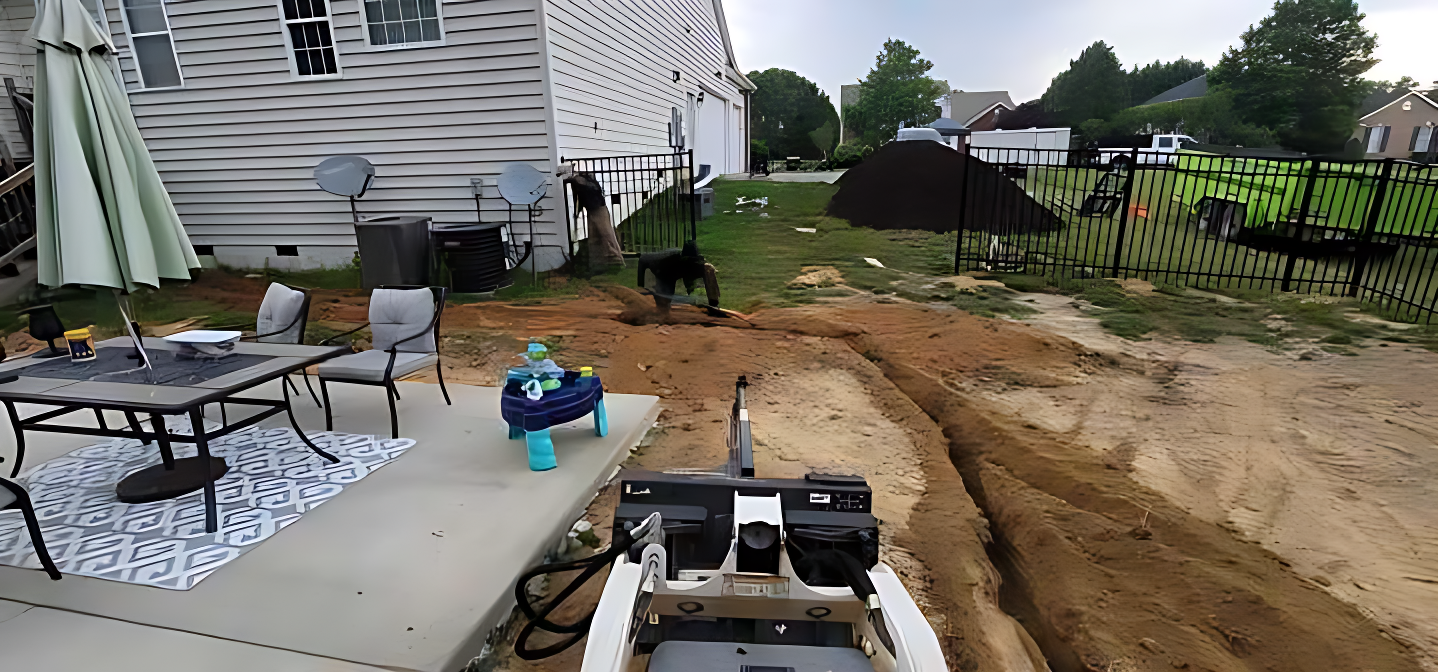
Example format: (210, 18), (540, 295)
(777, 300), (1425, 672)
(417, 289), (1426, 672)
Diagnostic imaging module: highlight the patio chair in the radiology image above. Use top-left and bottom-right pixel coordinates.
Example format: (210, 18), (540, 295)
(0, 476), (62, 580)
(242, 282), (321, 407)
(317, 286), (451, 438)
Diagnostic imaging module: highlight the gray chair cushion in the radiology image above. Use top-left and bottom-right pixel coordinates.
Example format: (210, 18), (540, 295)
(0, 486), (15, 510)
(256, 283), (307, 344)
(370, 288), (436, 353)
(317, 350), (437, 382)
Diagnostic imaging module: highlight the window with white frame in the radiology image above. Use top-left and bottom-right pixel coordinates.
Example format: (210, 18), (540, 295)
(120, 0), (183, 89)
(279, 0), (340, 77)
(363, 0), (444, 47)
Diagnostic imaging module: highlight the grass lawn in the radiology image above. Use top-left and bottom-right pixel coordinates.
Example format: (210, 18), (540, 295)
(6, 175), (1435, 355)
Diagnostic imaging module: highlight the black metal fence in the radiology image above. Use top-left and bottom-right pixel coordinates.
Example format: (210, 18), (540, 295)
(561, 151), (696, 256)
(955, 148), (1438, 323)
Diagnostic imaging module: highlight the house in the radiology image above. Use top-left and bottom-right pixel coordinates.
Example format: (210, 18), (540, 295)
(1143, 74), (1206, 106)
(1353, 86), (1438, 160)
(940, 90), (1014, 132)
(0, 0), (754, 272)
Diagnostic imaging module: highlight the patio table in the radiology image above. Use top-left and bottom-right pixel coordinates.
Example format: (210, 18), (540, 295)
(0, 337), (350, 533)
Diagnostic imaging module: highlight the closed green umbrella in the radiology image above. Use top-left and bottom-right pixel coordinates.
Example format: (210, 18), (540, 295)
(31, 0), (197, 291)
(30, 0), (198, 370)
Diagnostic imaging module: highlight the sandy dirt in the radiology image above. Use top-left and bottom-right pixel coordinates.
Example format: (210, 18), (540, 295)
(1007, 292), (1438, 668)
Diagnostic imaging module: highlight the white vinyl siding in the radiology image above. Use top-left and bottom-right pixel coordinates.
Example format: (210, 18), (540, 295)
(0, 0), (36, 161)
(278, 0), (341, 78)
(103, 0), (554, 262)
(119, 0), (183, 89)
(363, 0), (445, 49)
(543, 0), (744, 162)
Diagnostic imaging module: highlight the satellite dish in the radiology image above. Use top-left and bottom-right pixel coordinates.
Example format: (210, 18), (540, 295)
(314, 155), (376, 198)
(497, 163), (548, 205)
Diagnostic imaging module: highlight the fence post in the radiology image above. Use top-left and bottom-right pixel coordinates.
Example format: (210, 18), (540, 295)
(687, 149), (697, 241)
(1108, 149), (1138, 277)
(953, 151), (970, 274)
(1281, 159), (1321, 292)
(1346, 158), (1394, 297)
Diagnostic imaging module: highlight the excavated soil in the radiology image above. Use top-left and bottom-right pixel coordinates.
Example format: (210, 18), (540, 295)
(454, 291), (1428, 672)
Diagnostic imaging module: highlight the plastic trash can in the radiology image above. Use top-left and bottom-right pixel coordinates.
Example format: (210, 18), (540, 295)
(354, 216), (431, 288)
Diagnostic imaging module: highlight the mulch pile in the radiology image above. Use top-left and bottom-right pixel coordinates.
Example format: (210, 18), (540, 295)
(826, 140), (1063, 234)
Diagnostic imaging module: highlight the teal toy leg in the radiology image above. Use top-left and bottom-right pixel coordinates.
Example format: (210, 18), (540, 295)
(594, 399), (609, 437)
(508, 424), (525, 440)
(526, 428), (557, 471)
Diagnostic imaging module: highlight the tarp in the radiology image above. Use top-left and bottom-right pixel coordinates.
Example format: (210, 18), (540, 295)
(30, 0), (196, 292)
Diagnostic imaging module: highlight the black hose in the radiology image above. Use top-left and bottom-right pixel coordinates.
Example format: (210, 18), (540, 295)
(512, 527), (646, 660)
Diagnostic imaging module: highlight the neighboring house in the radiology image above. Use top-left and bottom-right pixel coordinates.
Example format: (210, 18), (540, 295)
(1353, 88), (1438, 160)
(839, 83), (861, 143)
(940, 90), (1014, 132)
(1143, 74), (1206, 106)
(0, 0), (754, 271)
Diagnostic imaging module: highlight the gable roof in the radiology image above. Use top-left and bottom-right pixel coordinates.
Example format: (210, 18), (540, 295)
(1359, 87), (1408, 117)
(947, 91), (1015, 126)
(711, 0), (756, 91)
(1360, 90), (1438, 121)
(1143, 75), (1207, 105)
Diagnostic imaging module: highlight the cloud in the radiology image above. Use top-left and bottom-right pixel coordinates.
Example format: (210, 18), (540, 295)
(725, 0), (1435, 105)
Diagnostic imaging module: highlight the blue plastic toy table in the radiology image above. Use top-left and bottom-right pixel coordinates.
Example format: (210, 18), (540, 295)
(501, 371), (607, 471)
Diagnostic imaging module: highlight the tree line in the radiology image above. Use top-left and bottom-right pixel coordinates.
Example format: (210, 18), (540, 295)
(749, 0), (1408, 159)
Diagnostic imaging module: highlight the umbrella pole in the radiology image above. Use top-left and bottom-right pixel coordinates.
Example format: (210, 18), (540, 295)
(113, 289), (155, 383)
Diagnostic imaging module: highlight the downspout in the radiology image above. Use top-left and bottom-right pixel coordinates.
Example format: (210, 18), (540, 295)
(532, 0), (568, 258)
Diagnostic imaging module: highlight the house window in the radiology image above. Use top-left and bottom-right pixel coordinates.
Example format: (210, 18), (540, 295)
(120, 0), (182, 89)
(1414, 126), (1435, 153)
(363, 0), (444, 48)
(279, 0), (340, 77)
(1402, 101), (1412, 111)
(1364, 125), (1390, 153)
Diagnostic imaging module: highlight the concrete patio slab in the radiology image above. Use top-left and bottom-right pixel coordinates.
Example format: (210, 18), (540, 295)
(0, 380), (659, 671)
(0, 599), (392, 671)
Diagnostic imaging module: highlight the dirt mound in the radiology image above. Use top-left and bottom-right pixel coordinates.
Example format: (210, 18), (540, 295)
(826, 140), (1063, 234)
(786, 266), (844, 289)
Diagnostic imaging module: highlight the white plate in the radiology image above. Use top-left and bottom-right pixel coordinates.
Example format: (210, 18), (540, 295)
(163, 330), (243, 344)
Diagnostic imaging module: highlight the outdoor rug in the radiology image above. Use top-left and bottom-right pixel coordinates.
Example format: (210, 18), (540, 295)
(0, 421), (414, 590)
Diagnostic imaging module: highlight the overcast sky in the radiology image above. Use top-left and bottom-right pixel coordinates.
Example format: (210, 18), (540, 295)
(725, 0), (1436, 106)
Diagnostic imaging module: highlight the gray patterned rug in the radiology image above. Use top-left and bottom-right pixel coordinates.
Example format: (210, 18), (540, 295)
(0, 421), (413, 590)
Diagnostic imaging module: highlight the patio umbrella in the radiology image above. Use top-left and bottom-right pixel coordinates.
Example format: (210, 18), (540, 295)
(29, 0), (199, 371)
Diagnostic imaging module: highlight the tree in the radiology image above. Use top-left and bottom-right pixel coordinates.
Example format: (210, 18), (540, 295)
(1041, 41), (1129, 127)
(808, 121), (836, 159)
(1128, 57), (1208, 106)
(747, 69), (840, 160)
(1209, 0), (1378, 153)
(846, 39), (947, 147)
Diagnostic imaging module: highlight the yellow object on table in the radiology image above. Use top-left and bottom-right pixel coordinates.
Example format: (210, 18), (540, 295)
(64, 328), (96, 362)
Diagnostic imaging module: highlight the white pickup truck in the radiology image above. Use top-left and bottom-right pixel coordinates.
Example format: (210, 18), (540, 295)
(1098, 134), (1198, 165)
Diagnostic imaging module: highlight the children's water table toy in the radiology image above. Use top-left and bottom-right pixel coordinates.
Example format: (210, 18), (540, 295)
(501, 343), (607, 471)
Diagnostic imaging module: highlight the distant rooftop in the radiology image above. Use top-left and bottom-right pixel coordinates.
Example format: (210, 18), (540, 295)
(945, 91), (1016, 125)
(1143, 75), (1207, 105)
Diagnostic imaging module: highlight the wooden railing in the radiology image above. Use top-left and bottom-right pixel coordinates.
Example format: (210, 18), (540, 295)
(0, 162), (35, 271)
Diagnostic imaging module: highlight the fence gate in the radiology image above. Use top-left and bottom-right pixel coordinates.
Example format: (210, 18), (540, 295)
(561, 151), (696, 256)
(954, 149), (1438, 323)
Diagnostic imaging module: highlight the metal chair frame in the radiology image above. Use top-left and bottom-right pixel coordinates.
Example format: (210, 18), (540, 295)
(317, 286), (451, 438)
(241, 283), (322, 407)
(0, 476), (61, 580)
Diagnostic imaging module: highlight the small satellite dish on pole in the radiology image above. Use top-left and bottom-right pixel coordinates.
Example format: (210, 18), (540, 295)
(496, 163), (548, 205)
(315, 155), (376, 221)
